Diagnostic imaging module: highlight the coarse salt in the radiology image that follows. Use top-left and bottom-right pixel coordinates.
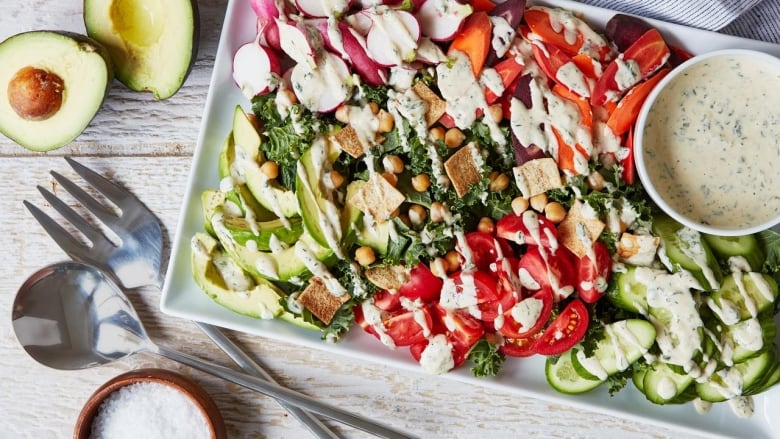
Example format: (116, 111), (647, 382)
(90, 381), (211, 439)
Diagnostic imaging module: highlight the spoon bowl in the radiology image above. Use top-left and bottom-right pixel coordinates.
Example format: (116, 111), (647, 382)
(11, 261), (415, 439)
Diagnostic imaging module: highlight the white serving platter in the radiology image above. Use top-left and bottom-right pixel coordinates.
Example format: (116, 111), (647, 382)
(161, 1), (780, 437)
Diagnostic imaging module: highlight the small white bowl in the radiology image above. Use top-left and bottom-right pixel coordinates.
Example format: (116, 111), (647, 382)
(634, 48), (780, 236)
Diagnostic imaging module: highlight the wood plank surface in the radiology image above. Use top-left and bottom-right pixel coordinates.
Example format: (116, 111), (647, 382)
(0, 1), (706, 438)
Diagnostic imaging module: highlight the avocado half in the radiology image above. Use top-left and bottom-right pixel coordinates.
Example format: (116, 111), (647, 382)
(0, 31), (113, 152)
(84, 0), (199, 100)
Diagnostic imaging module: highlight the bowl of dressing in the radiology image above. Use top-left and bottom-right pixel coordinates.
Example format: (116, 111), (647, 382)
(74, 368), (227, 439)
(634, 48), (780, 236)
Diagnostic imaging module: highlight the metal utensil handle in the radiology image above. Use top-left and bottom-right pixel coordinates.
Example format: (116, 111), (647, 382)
(154, 345), (415, 439)
(195, 322), (340, 439)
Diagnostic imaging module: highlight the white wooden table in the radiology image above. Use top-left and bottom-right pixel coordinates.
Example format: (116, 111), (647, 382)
(0, 1), (706, 438)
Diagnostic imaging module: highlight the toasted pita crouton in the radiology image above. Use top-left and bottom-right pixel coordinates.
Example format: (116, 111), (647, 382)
(297, 277), (350, 324)
(444, 142), (483, 198)
(350, 173), (406, 223)
(512, 158), (562, 198)
(333, 126), (365, 159)
(618, 233), (660, 266)
(365, 265), (410, 291)
(558, 200), (606, 258)
(412, 81), (446, 126)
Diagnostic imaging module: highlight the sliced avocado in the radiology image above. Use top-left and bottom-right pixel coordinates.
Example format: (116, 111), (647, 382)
(231, 106), (299, 218)
(218, 132), (277, 222)
(201, 189), (226, 236)
(296, 135), (344, 251)
(0, 31), (112, 151)
(191, 232), (283, 319)
(84, 0), (199, 99)
(345, 180), (392, 256)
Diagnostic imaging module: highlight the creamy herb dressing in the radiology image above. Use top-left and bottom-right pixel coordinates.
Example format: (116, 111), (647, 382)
(367, 6), (418, 65)
(642, 53), (780, 230)
(419, 333), (455, 374)
(509, 297), (543, 329)
(528, 6), (612, 61)
(489, 16), (515, 59)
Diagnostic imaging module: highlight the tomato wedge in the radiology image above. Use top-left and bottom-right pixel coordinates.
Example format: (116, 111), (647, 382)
(576, 241), (612, 303)
(517, 246), (576, 300)
(532, 298), (589, 356)
(496, 210), (558, 249)
(433, 303), (485, 352)
(500, 333), (541, 357)
(497, 287), (553, 338)
(398, 262), (443, 303)
(371, 289), (401, 312)
(355, 303), (434, 347)
(462, 231), (512, 273)
(444, 270), (501, 307)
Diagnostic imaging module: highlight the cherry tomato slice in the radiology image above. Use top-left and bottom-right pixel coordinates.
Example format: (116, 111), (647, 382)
(444, 270), (501, 308)
(531, 298), (589, 356)
(497, 287), (553, 339)
(496, 210), (559, 249)
(398, 262), (443, 303)
(500, 333), (541, 357)
(354, 301), (433, 347)
(576, 241), (612, 303)
(433, 303), (485, 352)
(461, 231), (513, 273)
(517, 246), (576, 300)
(371, 289), (401, 312)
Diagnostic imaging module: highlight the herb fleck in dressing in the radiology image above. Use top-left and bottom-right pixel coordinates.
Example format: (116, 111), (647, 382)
(642, 53), (780, 230)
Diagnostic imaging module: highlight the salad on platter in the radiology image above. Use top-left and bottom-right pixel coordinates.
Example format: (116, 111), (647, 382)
(188, 0), (780, 419)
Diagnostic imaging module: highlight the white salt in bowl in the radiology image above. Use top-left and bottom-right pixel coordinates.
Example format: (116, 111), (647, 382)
(634, 49), (780, 236)
(74, 368), (226, 439)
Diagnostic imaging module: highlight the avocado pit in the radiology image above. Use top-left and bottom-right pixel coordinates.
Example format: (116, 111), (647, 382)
(8, 66), (65, 121)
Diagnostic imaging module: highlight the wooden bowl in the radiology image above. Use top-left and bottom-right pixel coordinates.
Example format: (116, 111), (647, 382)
(74, 368), (227, 439)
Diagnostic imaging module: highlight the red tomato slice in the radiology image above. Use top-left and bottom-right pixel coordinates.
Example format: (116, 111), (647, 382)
(410, 336), (468, 369)
(433, 303), (485, 352)
(532, 298), (589, 356)
(517, 246), (576, 300)
(398, 262), (443, 303)
(446, 270), (501, 306)
(500, 333), (541, 357)
(576, 241), (612, 303)
(461, 231), (513, 273)
(497, 287), (553, 339)
(496, 210), (559, 249)
(479, 284), (518, 328)
(383, 307), (433, 347)
(371, 289), (401, 312)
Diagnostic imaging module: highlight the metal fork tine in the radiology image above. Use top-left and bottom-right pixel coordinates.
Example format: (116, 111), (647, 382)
(23, 200), (90, 258)
(35, 185), (110, 248)
(50, 170), (118, 226)
(65, 157), (138, 211)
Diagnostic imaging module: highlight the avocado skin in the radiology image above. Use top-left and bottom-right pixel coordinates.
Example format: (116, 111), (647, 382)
(0, 30), (113, 151)
(83, 0), (200, 100)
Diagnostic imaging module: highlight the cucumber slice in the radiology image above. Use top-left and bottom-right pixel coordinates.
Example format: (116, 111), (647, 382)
(652, 215), (722, 291)
(570, 347), (602, 381)
(642, 361), (694, 404)
(609, 265), (648, 314)
(632, 368), (647, 393)
(703, 233), (765, 271)
(709, 273), (778, 323)
(545, 348), (603, 395)
(695, 350), (773, 402)
(746, 353), (780, 395)
(726, 317), (776, 363)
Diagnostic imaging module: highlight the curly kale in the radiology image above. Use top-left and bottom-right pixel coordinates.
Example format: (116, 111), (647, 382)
(468, 339), (506, 378)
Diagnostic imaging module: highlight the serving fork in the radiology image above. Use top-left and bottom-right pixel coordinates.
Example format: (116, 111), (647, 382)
(23, 157), (340, 439)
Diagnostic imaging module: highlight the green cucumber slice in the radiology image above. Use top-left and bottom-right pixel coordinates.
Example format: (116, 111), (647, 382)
(652, 215), (722, 291)
(709, 273), (778, 323)
(695, 350), (773, 402)
(702, 233), (765, 271)
(642, 361), (694, 404)
(609, 265), (648, 314)
(545, 348), (603, 395)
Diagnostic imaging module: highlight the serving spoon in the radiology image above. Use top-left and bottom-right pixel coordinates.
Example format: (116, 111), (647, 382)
(11, 261), (415, 439)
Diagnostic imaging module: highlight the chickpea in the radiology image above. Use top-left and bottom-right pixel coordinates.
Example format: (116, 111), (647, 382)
(383, 154), (404, 174)
(477, 217), (495, 234)
(328, 170), (345, 189)
(429, 126), (445, 141)
(335, 105), (351, 124)
(445, 250), (461, 272)
(382, 172), (398, 187)
(544, 202), (567, 224)
(260, 160), (279, 179)
(430, 257), (448, 278)
(511, 196), (529, 215)
(355, 246), (376, 266)
(489, 173), (510, 192)
(430, 201), (446, 223)
(488, 104), (503, 123)
(411, 174), (431, 192)
(529, 193), (548, 212)
(444, 127), (465, 148)
(586, 171), (606, 191)
(368, 101), (380, 114)
(408, 204), (427, 226)
(378, 110), (394, 133)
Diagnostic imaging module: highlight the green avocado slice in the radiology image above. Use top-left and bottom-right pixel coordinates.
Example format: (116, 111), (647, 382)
(84, 0), (199, 99)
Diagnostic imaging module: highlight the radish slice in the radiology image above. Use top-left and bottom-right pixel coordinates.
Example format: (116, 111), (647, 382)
(295, 0), (351, 18)
(415, 36), (447, 64)
(344, 10), (374, 35)
(232, 41), (282, 98)
(257, 18), (282, 51)
(251, 0), (282, 20)
(317, 19), (388, 85)
(291, 51), (353, 112)
(365, 7), (420, 66)
(277, 19), (320, 68)
(415, 0), (473, 41)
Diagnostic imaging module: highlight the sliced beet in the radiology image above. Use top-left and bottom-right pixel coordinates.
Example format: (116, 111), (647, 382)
(605, 14), (653, 52)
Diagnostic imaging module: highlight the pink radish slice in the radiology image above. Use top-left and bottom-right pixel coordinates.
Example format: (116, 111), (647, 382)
(257, 18), (282, 51)
(251, 0), (282, 20)
(365, 8), (421, 66)
(344, 10), (373, 36)
(295, 0), (351, 18)
(343, 25), (387, 85)
(415, 0), (472, 41)
(232, 41), (282, 99)
(315, 18), (348, 59)
(291, 51), (353, 112)
(277, 19), (320, 68)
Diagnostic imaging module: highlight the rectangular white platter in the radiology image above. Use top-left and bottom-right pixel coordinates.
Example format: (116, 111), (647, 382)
(160, 0), (780, 437)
